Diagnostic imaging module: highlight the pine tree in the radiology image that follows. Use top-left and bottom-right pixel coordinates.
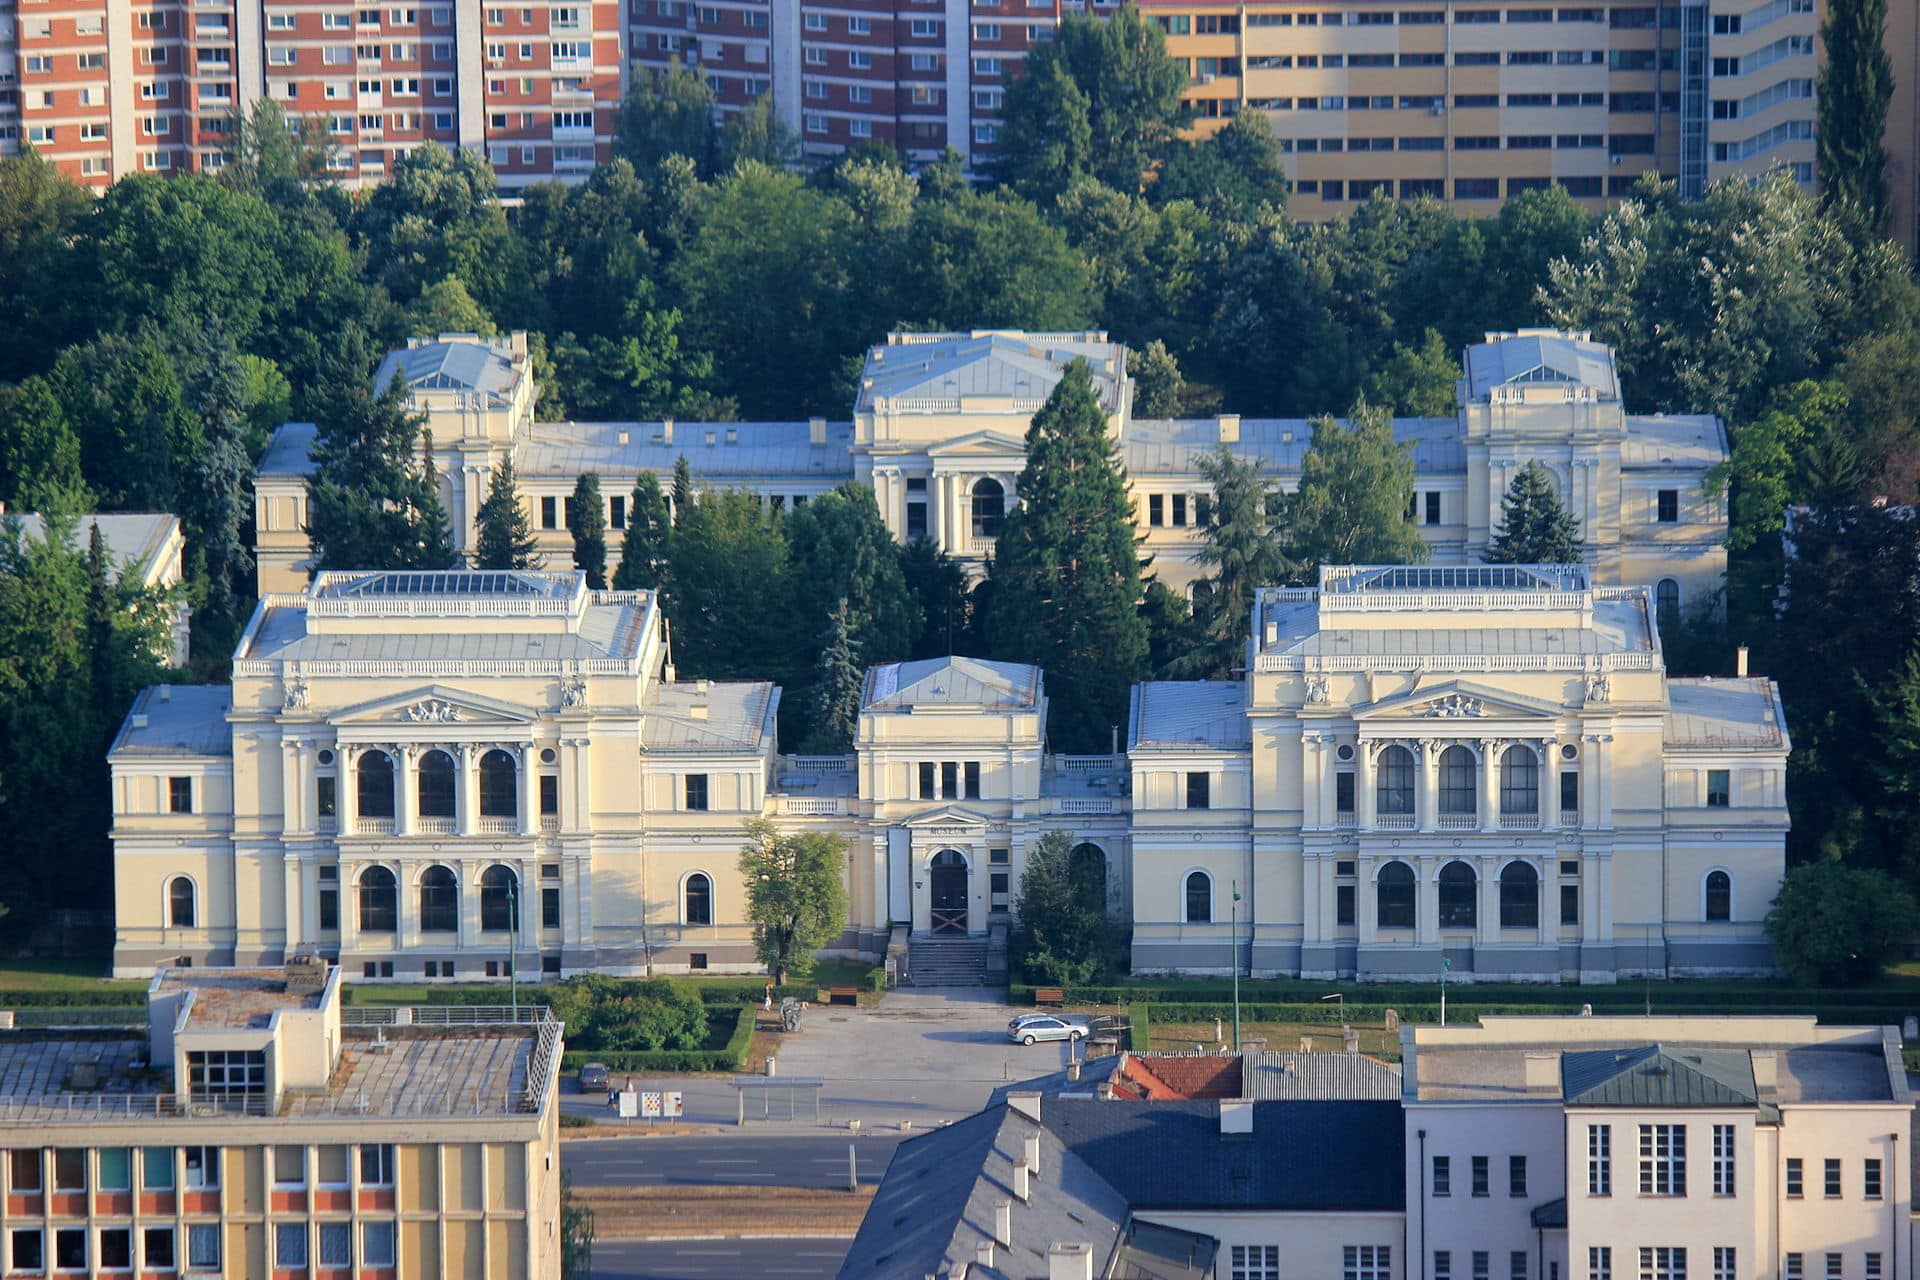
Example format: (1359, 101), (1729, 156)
(474, 460), (541, 569)
(1817, 0), (1893, 227)
(567, 473), (608, 588)
(784, 483), (919, 667)
(985, 360), (1148, 752)
(899, 538), (971, 659)
(1170, 447), (1290, 678)
(84, 522), (117, 723)
(613, 471), (672, 591)
(671, 455), (695, 528)
(1281, 399), (1427, 581)
(1485, 461), (1584, 564)
(411, 429), (457, 570)
(184, 318), (255, 618)
(807, 598), (865, 752)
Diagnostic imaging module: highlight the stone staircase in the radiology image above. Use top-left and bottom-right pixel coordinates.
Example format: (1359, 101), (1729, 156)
(905, 936), (991, 987)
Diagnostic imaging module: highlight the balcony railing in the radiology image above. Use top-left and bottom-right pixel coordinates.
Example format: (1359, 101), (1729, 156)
(777, 796), (846, 816)
(477, 816), (518, 834)
(1560, 811), (1581, 828)
(357, 818), (396, 835)
(1500, 813), (1542, 831)
(417, 817), (456, 835)
(540, 816), (561, 833)
(1054, 797), (1115, 815)
(1374, 814), (1416, 831)
(1437, 813), (1478, 831)
(1333, 812), (1357, 829)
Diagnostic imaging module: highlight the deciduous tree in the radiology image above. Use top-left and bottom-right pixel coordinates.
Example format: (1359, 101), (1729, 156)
(1766, 860), (1919, 985)
(739, 819), (850, 984)
(1016, 830), (1109, 986)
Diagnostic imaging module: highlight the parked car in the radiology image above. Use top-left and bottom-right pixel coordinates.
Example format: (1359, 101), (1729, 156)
(578, 1062), (610, 1090)
(1007, 1015), (1088, 1046)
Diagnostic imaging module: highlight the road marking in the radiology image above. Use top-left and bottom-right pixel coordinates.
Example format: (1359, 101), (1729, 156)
(676, 1249), (740, 1256)
(696, 1158), (757, 1164)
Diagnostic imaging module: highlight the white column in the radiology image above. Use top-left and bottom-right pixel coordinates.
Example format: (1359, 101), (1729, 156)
(394, 745), (416, 837)
(283, 740), (307, 836)
(1542, 854), (1560, 939)
(340, 859), (360, 954)
(457, 744), (479, 837)
(1479, 739), (1500, 833)
(283, 857), (303, 953)
(1415, 857), (1438, 945)
(457, 859), (477, 952)
(1542, 740), (1560, 829)
(518, 744), (537, 836)
(1478, 855), (1499, 945)
(519, 858), (539, 952)
(1596, 736), (1615, 827)
(298, 858), (320, 945)
(341, 746), (360, 836)
(1357, 857), (1376, 947)
(1357, 742), (1375, 828)
(1418, 741), (1439, 833)
(397, 860), (417, 951)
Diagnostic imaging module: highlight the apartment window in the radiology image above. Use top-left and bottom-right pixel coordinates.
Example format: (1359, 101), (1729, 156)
(274, 1224), (307, 1270)
(359, 1144), (395, 1186)
(318, 1223), (351, 1269)
(1432, 1155), (1450, 1196)
(1510, 1155), (1527, 1197)
(684, 774), (708, 811)
(97, 1148), (131, 1192)
(964, 762), (981, 800)
(363, 1222), (397, 1268)
(10, 1231), (41, 1274)
(168, 776), (193, 813)
(1711, 1125), (1734, 1195)
(1639, 1249), (1686, 1280)
(1785, 1157), (1802, 1197)
(1864, 1157), (1883, 1199)
(272, 1146), (306, 1189)
(541, 496), (559, 528)
(1865, 1255), (1882, 1280)
(1824, 1257), (1841, 1280)
(1657, 488), (1679, 522)
(1232, 1247), (1281, 1280)
(1588, 1124), (1612, 1195)
(1345, 1247), (1392, 1280)
(54, 1230), (85, 1271)
(1784, 1257), (1803, 1280)
(1512, 1254), (1529, 1280)
(1437, 1254), (1452, 1280)
(8, 1150), (40, 1194)
(1471, 1155), (1489, 1197)
(183, 1147), (218, 1190)
(1712, 1249), (1734, 1280)
(1639, 1125), (1685, 1196)
(1474, 1252), (1490, 1280)
(1706, 770), (1730, 807)
(1185, 772), (1210, 810)
(1823, 1158), (1841, 1198)
(1590, 1249), (1612, 1280)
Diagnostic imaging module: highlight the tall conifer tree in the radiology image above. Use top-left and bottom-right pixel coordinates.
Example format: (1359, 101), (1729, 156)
(474, 461), (541, 569)
(1171, 447), (1289, 679)
(184, 319), (255, 617)
(985, 360), (1147, 751)
(568, 472), (608, 588)
(412, 430), (457, 569)
(613, 471), (673, 591)
(1817, 0), (1893, 227)
(807, 598), (865, 752)
(1485, 461), (1584, 564)
(671, 455), (695, 528)
(1281, 399), (1427, 581)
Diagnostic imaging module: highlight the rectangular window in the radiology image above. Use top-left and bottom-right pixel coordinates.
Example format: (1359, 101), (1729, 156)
(1588, 1124), (1612, 1195)
(1336, 772), (1355, 813)
(542, 886), (560, 929)
(919, 762), (935, 800)
(1231, 1246), (1281, 1279)
(1513, 1253), (1529, 1280)
(274, 1224), (307, 1269)
(183, 1147), (218, 1190)
(1561, 883), (1581, 925)
(168, 777), (193, 813)
(1706, 770), (1730, 807)
(1474, 1252), (1490, 1280)
(10, 1230), (42, 1274)
(100, 1227), (134, 1270)
(1639, 1248), (1686, 1280)
(1171, 494), (1188, 526)
(1432, 1155), (1450, 1196)
(363, 1222), (396, 1268)
(1437, 1254), (1452, 1280)
(964, 762), (981, 799)
(540, 774), (558, 815)
(1864, 1157), (1883, 1199)
(609, 496), (625, 529)
(1825, 1256), (1842, 1280)
(1345, 1246), (1392, 1280)
(52, 1149), (84, 1191)
(272, 1146), (305, 1189)
(1336, 884), (1355, 926)
(1713, 1249), (1734, 1280)
(1186, 772), (1210, 810)
(1472, 1155), (1489, 1197)
(1865, 1255), (1882, 1280)
(1785, 1157), (1802, 1197)
(684, 774), (708, 811)
(1148, 494), (1164, 526)
(1784, 1256), (1803, 1280)
(359, 1144), (395, 1186)
(1657, 488), (1679, 522)
(97, 1148), (131, 1192)
(9, 1149), (41, 1192)
(1639, 1124), (1685, 1196)
(1510, 1155), (1527, 1197)
(318, 1222), (350, 1268)
(1711, 1125), (1734, 1195)
(541, 496), (558, 529)
(136, 1149), (178, 1198)
(941, 761), (959, 800)
(1590, 1249), (1612, 1280)
(1424, 492), (1441, 525)
(1824, 1157), (1841, 1197)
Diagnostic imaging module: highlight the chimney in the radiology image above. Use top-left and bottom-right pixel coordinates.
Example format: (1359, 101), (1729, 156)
(158, 686), (172, 702)
(1024, 1132), (1041, 1178)
(809, 417), (828, 445)
(1218, 413), (1241, 444)
(1066, 1060), (1081, 1082)
(1013, 1159), (1030, 1202)
(994, 1201), (1012, 1246)
(662, 419), (674, 444)
(975, 1240), (995, 1270)
(1006, 1090), (1040, 1123)
(1219, 1099), (1253, 1135)
(1263, 617), (1278, 647)
(1048, 1242), (1095, 1280)
(131, 713), (149, 729)
(1523, 1053), (1558, 1092)
(617, 429), (630, 447)
(690, 702), (710, 720)
(1751, 1050), (1778, 1090)
(1736, 645), (1750, 677)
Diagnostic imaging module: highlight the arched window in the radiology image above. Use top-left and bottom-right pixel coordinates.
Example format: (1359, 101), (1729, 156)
(419, 865), (458, 933)
(1376, 745), (1415, 815)
(358, 866), (397, 933)
(479, 865), (519, 932)
(1376, 861), (1416, 929)
(1656, 579), (1681, 630)
(1439, 746), (1477, 815)
(167, 877), (196, 929)
(417, 750), (456, 819)
(971, 477), (1005, 539)
(1500, 745), (1539, 815)
(1438, 860), (1477, 929)
(479, 750), (518, 818)
(357, 750), (395, 819)
(684, 873), (713, 926)
(1499, 862), (1539, 928)
(1069, 843), (1108, 914)
(1704, 870), (1732, 922)
(1184, 872), (1212, 924)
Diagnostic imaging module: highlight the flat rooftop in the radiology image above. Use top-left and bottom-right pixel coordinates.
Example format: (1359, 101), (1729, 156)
(287, 1028), (537, 1118)
(157, 968), (325, 1030)
(1412, 1043), (1896, 1105)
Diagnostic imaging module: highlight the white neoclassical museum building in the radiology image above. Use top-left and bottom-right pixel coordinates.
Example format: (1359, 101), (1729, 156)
(253, 326), (1729, 617)
(109, 560), (1787, 984)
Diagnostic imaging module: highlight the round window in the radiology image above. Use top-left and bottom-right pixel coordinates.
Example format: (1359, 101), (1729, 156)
(541, 748), (557, 765)
(1560, 743), (1578, 760)
(1336, 744), (1355, 761)
(317, 749), (335, 766)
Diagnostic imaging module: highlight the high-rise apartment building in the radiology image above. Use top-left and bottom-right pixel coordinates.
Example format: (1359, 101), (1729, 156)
(0, 0), (619, 188)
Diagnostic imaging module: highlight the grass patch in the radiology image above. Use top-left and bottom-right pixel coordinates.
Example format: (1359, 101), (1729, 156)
(0, 956), (143, 1002)
(343, 959), (887, 1008)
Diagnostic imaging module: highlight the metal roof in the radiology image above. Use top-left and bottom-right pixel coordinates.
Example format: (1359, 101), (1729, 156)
(642, 681), (778, 752)
(1326, 564), (1590, 593)
(373, 338), (518, 400)
(1664, 679), (1787, 750)
(864, 657), (1041, 711)
(257, 421), (319, 476)
(317, 570), (571, 598)
(110, 685), (233, 757)
(1123, 416), (1466, 476)
(1464, 331), (1619, 400)
(514, 419), (852, 478)
(11, 512), (179, 578)
(1623, 415), (1727, 470)
(857, 331), (1125, 412)
(1128, 682), (1249, 751)
(1561, 1045), (1759, 1107)
(1243, 1052), (1402, 1100)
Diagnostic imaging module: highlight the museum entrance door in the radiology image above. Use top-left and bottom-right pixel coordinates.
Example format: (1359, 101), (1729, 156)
(929, 850), (968, 935)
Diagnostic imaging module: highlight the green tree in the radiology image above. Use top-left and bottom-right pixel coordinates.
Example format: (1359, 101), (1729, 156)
(1015, 830), (1108, 986)
(614, 58), (721, 176)
(1817, 0), (1893, 228)
(721, 93), (798, 170)
(995, 1), (1189, 199)
(899, 539), (972, 659)
(51, 330), (200, 512)
(413, 430), (457, 570)
(1152, 112), (1289, 214)
(783, 484), (919, 668)
(352, 143), (536, 323)
(612, 471), (673, 591)
(667, 488), (798, 685)
(404, 275), (497, 338)
(0, 151), (89, 380)
(1173, 447), (1289, 679)
(806, 598), (865, 753)
(739, 819), (851, 984)
(560, 1174), (595, 1280)
(1485, 461), (1584, 564)
(1281, 400), (1427, 579)
(183, 318), (257, 619)
(985, 360), (1148, 751)
(220, 98), (336, 205)
(474, 461), (541, 570)
(1361, 328), (1461, 417)
(1128, 339), (1186, 418)
(1765, 860), (1920, 985)
(568, 473), (608, 588)
(671, 456), (696, 528)
(899, 191), (1098, 332)
(0, 378), (89, 512)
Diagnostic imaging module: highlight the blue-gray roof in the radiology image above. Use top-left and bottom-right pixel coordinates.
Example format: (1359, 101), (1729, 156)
(1128, 682), (1249, 751)
(864, 657), (1041, 711)
(1561, 1045), (1759, 1107)
(1124, 416), (1465, 476)
(11, 513), (178, 577)
(374, 338), (518, 400)
(514, 420), (853, 479)
(110, 686), (232, 757)
(1464, 331), (1619, 400)
(857, 331), (1125, 411)
(257, 421), (319, 476)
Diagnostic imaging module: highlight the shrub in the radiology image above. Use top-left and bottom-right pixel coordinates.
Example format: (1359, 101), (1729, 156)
(546, 974), (709, 1052)
(557, 1007), (754, 1073)
(1765, 861), (1920, 985)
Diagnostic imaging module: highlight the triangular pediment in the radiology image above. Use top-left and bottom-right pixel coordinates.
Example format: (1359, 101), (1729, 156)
(924, 429), (1029, 459)
(1354, 679), (1564, 722)
(902, 804), (995, 828)
(331, 685), (536, 726)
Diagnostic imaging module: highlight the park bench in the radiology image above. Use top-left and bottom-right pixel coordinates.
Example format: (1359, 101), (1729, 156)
(1033, 987), (1066, 1007)
(817, 987), (859, 1007)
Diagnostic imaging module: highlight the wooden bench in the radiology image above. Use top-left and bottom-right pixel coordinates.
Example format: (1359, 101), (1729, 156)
(1034, 988), (1066, 1008)
(817, 987), (860, 1007)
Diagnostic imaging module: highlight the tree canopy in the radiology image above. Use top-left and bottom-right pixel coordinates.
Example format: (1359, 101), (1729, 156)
(739, 819), (850, 984)
(1486, 461), (1584, 564)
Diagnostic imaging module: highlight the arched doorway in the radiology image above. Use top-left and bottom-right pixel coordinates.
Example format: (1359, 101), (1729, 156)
(929, 850), (968, 935)
(971, 478), (1005, 539)
(1069, 843), (1108, 917)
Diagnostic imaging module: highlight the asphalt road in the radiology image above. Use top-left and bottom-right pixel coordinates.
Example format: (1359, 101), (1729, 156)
(592, 1237), (848, 1280)
(562, 1133), (907, 1188)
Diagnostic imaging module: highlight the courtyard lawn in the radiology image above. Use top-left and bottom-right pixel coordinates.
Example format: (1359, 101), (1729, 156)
(0, 955), (144, 1000)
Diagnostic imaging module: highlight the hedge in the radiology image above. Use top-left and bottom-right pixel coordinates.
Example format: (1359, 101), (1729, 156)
(1127, 1003), (1151, 1053)
(0, 989), (147, 1008)
(559, 1006), (755, 1074)
(1016, 977), (1920, 1013)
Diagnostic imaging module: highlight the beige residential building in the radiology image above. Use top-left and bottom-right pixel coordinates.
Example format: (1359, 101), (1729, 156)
(9, 510), (191, 665)
(256, 327), (1729, 620)
(0, 962), (561, 1278)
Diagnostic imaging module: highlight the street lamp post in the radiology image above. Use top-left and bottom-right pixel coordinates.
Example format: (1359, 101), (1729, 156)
(1439, 957), (1451, 1026)
(506, 876), (518, 1018)
(1231, 880), (1243, 1052)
